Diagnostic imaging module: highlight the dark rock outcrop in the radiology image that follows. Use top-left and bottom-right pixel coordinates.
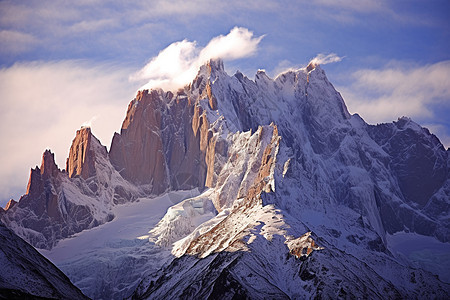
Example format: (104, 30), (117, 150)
(0, 220), (89, 299)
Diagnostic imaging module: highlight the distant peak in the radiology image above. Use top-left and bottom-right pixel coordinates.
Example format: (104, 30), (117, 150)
(207, 58), (224, 72)
(67, 127), (97, 179)
(4, 199), (17, 211)
(79, 126), (92, 133)
(40, 149), (59, 178)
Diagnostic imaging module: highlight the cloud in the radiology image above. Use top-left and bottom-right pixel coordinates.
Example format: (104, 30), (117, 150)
(0, 60), (139, 206)
(338, 60), (450, 146)
(70, 19), (118, 33)
(272, 59), (298, 78)
(130, 27), (264, 91)
(314, 0), (387, 14)
(0, 30), (38, 54)
(310, 53), (344, 66)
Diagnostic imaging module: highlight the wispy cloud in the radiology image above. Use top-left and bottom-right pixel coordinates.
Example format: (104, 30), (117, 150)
(339, 60), (450, 146)
(310, 53), (344, 65)
(0, 30), (38, 54)
(131, 27), (264, 91)
(0, 60), (138, 204)
(314, 0), (387, 14)
(70, 19), (118, 33)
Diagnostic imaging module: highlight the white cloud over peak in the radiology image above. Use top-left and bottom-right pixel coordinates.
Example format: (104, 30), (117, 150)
(310, 53), (344, 66)
(131, 27), (264, 91)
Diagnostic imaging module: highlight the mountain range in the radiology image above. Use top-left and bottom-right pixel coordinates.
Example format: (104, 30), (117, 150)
(1, 59), (449, 299)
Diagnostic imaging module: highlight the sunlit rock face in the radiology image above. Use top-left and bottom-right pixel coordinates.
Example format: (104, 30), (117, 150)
(4, 199), (17, 211)
(109, 61), (228, 195)
(66, 127), (100, 180)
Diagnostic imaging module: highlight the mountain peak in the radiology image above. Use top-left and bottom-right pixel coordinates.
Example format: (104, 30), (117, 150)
(66, 126), (97, 179)
(207, 58), (224, 73)
(306, 61), (317, 72)
(4, 199), (17, 211)
(40, 149), (60, 178)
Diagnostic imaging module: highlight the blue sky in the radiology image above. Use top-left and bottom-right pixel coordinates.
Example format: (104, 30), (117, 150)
(1, 0), (449, 206)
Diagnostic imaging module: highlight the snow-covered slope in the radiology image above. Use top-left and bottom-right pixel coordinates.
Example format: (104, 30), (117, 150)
(0, 220), (88, 299)
(38, 190), (198, 300)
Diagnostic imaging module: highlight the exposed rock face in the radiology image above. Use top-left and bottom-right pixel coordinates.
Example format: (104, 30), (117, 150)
(109, 90), (170, 194)
(20, 149), (63, 221)
(4, 199), (17, 211)
(1, 149), (90, 249)
(0, 220), (89, 299)
(109, 61), (228, 195)
(66, 127), (99, 179)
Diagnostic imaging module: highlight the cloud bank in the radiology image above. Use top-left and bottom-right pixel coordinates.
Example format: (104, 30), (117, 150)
(0, 61), (138, 205)
(339, 60), (450, 147)
(131, 27), (263, 91)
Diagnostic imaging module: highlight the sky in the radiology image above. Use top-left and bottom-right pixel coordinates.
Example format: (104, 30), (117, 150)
(0, 0), (449, 207)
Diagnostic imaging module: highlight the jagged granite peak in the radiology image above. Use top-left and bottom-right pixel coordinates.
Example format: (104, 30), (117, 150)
(109, 71), (228, 195)
(66, 126), (103, 180)
(40, 149), (60, 179)
(19, 149), (63, 220)
(4, 199), (17, 211)
(1, 127), (138, 249)
(110, 90), (169, 193)
(0, 220), (89, 299)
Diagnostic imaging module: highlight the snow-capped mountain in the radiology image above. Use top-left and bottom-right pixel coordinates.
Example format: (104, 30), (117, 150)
(2, 127), (140, 249)
(1, 59), (449, 299)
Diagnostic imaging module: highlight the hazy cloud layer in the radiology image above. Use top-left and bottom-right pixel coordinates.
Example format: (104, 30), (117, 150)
(0, 61), (138, 204)
(131, 27), (263, 91)
(339, 60), (450, 147)
(0, 30), (38, 54)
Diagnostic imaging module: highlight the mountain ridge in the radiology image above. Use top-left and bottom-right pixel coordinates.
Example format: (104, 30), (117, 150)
(1, 58), (449, 299)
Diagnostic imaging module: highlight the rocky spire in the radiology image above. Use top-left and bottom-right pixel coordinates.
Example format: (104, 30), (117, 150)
(4, 199), (17, 211)
(25, 149), (60, 196)
(66, 127), (97, 180)
(40, 149), (60, 179)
